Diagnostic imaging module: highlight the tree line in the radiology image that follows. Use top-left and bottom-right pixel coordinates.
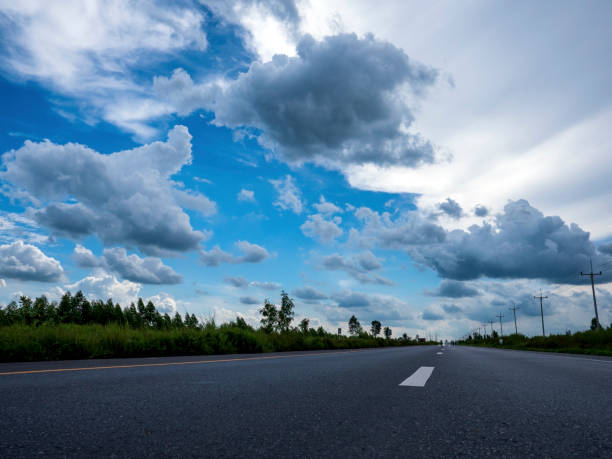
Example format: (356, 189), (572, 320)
(0, 290), (410, 342)
(0, 291), (199, 329)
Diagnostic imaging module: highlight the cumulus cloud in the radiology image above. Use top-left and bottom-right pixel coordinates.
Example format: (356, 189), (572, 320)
(73, 245), (181, 284)
(442, 304), (462, 314)
(426, 280), (480, 298)
(146, 292), (178, 314)
(0, 240), (64, 282)
(66, 273), (141, 306)
(240, 296), (260, 305)
(329, 290), (412, 322)
(300, 214), (342, 244)
(1, 126), (214, 255)
(205, 33), (437, 169)
(224, 276), (249, 287)
(249, 281), (281, 290)
(437, 198), (463, 219)
(320, 251), (393, 285)
(421, 309), (444, 321)
(101, 248), (182, 284)
(292, 286), (328, 302)
(199, 240), (269, 266)
(224, 276), (281, 290)
(269, 175), (303, 214)
(349, 200), (612, 284)
(313, 195), (342, 215)
(474, 205), (489, 217)
(237, 188), (256, 202)
(73, 244), (101, 268)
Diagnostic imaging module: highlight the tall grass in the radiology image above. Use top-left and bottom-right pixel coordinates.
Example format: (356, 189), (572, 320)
(461, 327), (612, 356)
(0, 323), (413, 362)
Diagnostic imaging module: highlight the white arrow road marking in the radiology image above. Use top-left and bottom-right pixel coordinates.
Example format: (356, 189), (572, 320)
(399, 366), (435, 387)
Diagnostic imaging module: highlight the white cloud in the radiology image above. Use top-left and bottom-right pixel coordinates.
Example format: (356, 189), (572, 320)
(66, 273), (141, 306)
(101, 247), (182, 284)
(145, 292), (177, 315)
(300, 214), (343, 244)
(0, 0), (207, 138)
(200, 240), (269, 266)
(0, 240), (64, 282)
(269, 175), (303, 214)
(319, 251), (393, 286)
(2, 126), (214, 255)
(73, 244), (100, 268)
(237, 188), (255, 202)
(313, 195), (342, 215)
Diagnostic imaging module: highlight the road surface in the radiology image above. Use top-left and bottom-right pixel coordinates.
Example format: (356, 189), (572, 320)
(1, 345), (611, 457)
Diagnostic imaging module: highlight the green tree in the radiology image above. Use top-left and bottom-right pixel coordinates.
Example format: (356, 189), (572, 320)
(370, 320), (382, 337)
(348, 315), (361, 336)
(299, 318), (310, 333)
(172, 311), (184, 328)
(278, 291), (295, 332)
(19, 296), (33, 325)
(259, 299), (278, 333)
(590, 317), (600, 330)
(383, 326), (392, 339)
(144, 300), (156, 327)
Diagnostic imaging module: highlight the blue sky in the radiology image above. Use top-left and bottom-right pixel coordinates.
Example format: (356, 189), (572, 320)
(1, 0), (612, 339)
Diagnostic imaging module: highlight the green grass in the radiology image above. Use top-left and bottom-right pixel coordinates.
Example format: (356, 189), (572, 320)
(461, 327), (612, 356)
(0, 323), (415, 362)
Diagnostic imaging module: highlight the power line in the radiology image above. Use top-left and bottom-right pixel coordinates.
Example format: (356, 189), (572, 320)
(534, 290), (548, 336)
(496, 312), (504, 337)
(581, 258), (603, 329)
(509, 303), (520, 334)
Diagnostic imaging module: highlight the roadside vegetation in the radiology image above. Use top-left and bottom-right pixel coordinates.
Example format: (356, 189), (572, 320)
(0, 291), (428, 362)
(459, 325), (612, 356)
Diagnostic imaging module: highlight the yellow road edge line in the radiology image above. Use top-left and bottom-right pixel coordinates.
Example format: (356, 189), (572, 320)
(0, 349), (366, 376)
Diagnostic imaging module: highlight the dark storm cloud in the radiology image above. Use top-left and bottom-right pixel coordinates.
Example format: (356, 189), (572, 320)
(427, 280), (480, 298)
(437, 198), (463, 219)
(421, 309), (444, 321)
(1, 126), (214, 255)
(239, 296), (260, 305)
(205, 33), (438, 168)
(292, 286), (328, 301)
(442, 304), (462, 314)
(598, 242), (612, 256)
(474, 205), (489, 217)
(352, 200), (612, 283)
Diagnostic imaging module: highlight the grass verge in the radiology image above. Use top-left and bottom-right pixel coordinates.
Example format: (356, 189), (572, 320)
(0, 323), (416, 362)
(460, 327), (612, 356)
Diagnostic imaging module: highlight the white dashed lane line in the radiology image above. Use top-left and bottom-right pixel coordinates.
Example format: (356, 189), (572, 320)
(399, 366), (435, 387)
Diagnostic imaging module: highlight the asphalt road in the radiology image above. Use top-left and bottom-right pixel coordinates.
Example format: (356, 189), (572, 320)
(1, 345), (611, 458)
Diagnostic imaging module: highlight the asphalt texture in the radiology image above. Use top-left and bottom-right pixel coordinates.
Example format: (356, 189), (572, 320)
(1, 345), (612, 458)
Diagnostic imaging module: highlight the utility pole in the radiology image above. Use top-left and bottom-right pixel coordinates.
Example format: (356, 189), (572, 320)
(496, 312), (504, 337)
(534, 290), (548, 336)
(509, 304), (520, 334)
(581, 258), (602, 329)
(488, 320), (495, 335)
